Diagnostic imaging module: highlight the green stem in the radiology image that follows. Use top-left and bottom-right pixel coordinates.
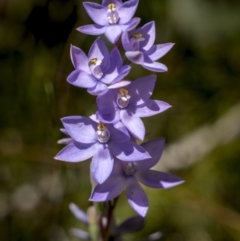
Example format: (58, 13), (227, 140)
(88, 204), (100, 241)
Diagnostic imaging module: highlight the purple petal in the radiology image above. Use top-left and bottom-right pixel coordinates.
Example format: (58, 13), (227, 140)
(110, 47), (123, 67)
(142, 61), (168, 72)
(125, 51), (144, 64)
(105, 25), (122, 43)
(55, 142), (97, 162)
(97, 90), (117, 114)
(146, 43), (174, 61)
(126, 178), (148, 217)
(90, 176), (126, 201)
(122, 31), (132, 51)
(69, 203), (89, 224)
(89, 113), (99, 123)
(117, 215), (145, 233)
(121, 17), (141, 32)
(136, 170), (184, 188)
(97, 111), (120, 124)
(67, 70), (97, 88)
(83, 2), (108, 25)
(120, 110), (145, 141)
(128, 75), (156, 105)
(87, 81), (108, 95)
(110, 157), (124, 176)
(91, 144), (114, 184)
(70, 45), (89, 72)
(137, 21), (156, 51)
(102, 65), (131, 85)
(61, 116), (97, 143)
(88, 38), (110, 73)
(135, 138), (165, 170)
(133, 100), (171, 117)
(109, 81), (131, 89)
(108, 122), (130, 143)
(110, 141), (151, 161)
(77, 24), (106, 35)
(119, 0), (139, 24)
(112, 65), (131, 84)
(102, 0), (122, 7)
(101, 48), (131, 84)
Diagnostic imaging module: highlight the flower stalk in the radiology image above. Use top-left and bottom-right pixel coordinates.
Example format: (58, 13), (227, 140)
(103, 196), (119, 241)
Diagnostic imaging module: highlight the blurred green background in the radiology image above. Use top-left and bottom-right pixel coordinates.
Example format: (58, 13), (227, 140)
(0, 0), (240, 240)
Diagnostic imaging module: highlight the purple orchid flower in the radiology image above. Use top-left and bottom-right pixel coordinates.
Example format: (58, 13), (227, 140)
(97, 75), (171, 141)
(55, 115), (151, 184)
(67, 37), (131, 95)
(77, 0), (140, 44)
(90, 138), (184, 217)
(122, 21), (174, 72)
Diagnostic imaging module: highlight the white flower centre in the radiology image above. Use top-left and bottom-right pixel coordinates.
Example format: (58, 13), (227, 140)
(89, 58), (103, 79)
(117, 88), (131, 108)
(123, 162), (136, 175)
(96, 123), (110, 143)
(107, 3), (119, 24)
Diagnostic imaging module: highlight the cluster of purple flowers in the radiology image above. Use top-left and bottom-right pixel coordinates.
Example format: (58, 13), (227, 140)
(55, 0), (183, 229)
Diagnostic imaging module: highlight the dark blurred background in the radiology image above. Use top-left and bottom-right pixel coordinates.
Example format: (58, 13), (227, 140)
(0, 0), (240, 240)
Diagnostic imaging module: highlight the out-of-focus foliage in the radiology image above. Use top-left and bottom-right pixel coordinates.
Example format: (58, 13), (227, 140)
(0, 0), (240, 240)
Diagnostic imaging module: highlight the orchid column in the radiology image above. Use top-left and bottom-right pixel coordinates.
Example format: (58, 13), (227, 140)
(55, 1), (184, 240)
